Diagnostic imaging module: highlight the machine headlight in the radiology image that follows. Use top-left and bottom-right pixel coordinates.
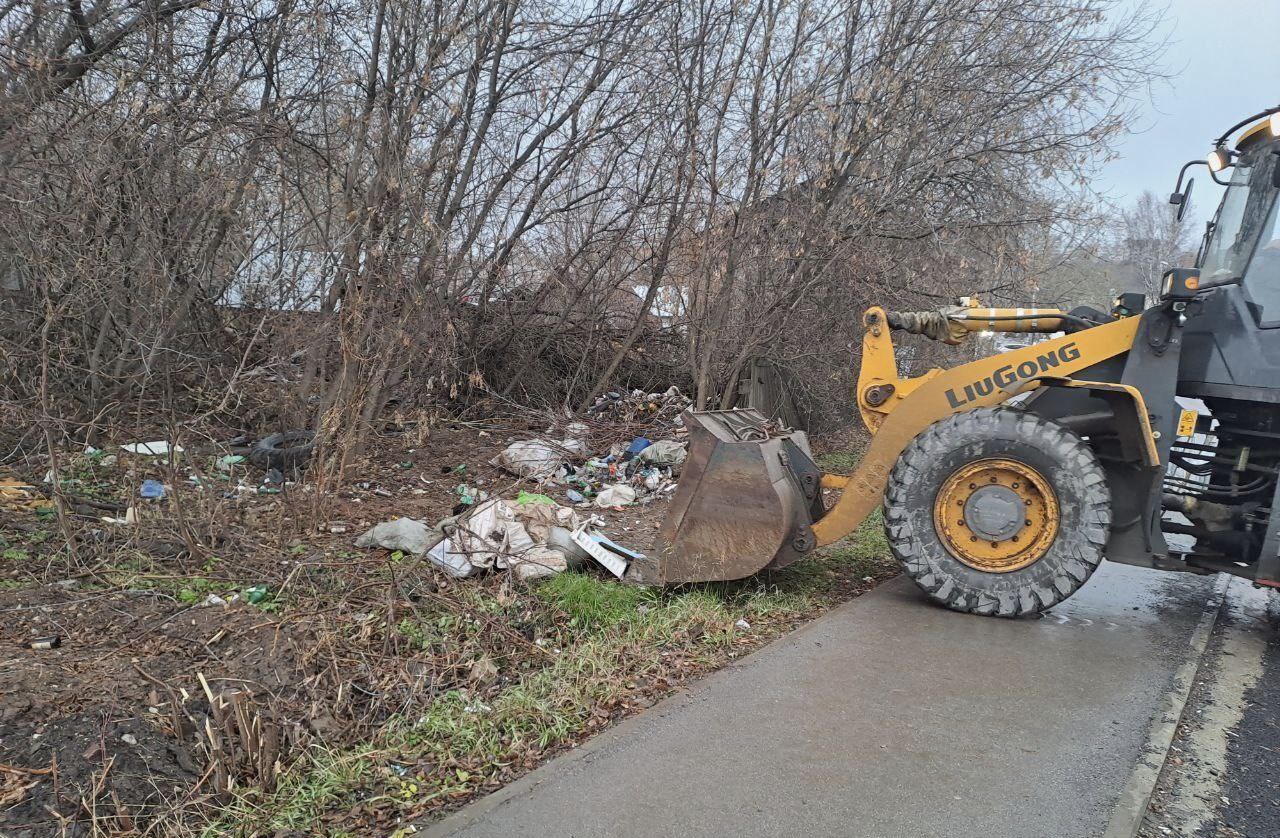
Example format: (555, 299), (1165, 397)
(1271, 111), (1280, 137)
(1207, 147), (1230, 172)
(1160, 268), (1201, 300)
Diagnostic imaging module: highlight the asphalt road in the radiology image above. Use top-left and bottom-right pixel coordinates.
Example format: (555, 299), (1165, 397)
(1220, 612), (1280, 837)
(1139, 577), (1280, 838)
(423, 563), (1219, 838)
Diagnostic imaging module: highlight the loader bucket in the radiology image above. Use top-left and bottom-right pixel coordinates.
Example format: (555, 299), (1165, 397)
(651, 409), (824, 584)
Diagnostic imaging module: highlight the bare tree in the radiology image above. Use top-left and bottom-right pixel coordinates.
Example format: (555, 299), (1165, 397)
(1114, 189), (1196, 300)
(0, 0), (1169, 457)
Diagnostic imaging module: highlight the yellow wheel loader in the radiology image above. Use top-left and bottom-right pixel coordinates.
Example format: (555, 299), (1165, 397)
(655, 106), (1280, 616)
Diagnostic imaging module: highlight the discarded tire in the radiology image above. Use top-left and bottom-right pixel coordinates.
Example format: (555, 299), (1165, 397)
(884, 407), (1109, 617)
(249, 431), (316, 472)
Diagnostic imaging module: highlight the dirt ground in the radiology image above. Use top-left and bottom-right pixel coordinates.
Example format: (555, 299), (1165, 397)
(1, 587), (308, 832)
(0, 415), (888, 837)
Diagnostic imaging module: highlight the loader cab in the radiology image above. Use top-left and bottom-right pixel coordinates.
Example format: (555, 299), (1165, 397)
(1163, 113), (1280, 586)
(1176, 118), (1280, 402)
(1194, 126), (1280, 323)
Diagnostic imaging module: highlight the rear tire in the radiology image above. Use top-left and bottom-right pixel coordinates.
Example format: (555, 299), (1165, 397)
(884, 407), (1110, 617)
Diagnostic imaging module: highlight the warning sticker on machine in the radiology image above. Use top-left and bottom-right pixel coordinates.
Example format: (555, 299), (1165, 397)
(1177, 409), (1197, 437)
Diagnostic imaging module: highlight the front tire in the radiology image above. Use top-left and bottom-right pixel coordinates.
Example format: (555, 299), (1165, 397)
(884, 407), (1110, 617)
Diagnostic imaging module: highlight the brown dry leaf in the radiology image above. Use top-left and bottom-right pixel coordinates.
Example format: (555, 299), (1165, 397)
(467, 654), (498, 685)
(0, 477), (52, 511)
(0, 768), (40, 807)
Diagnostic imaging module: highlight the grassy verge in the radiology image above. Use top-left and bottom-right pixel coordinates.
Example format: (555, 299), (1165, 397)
(205, 516), (894, 836)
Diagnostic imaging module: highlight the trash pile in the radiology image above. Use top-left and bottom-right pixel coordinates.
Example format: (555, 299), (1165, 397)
(490, 421), (592, 482)
(585, 386), (693, 424)
(570, 436), (686, 509)
(355, 395), (693, 585)
(355, 492), (643, 583)
(19, 437), (305, 527)
(13, 409), (692, 588)
(491, 419), (688, 511)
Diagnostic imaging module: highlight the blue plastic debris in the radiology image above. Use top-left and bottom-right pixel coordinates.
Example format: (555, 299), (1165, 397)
(139, 479), (166, 499)
(625, 437), (652, 456)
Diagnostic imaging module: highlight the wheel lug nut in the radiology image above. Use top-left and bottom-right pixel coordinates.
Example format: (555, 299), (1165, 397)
(1025, 519), (1032, 526)
(969, 536), (977, 542)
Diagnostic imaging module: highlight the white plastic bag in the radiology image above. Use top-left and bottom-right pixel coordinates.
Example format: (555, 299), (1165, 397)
(453, 498), (535, 570)
(121, 441), (183, 457)
(355, 518), (435, 554)
(510, 547), (568, 582)
(494, 440), (562, 479)
(594, 483), (637, 508)
(558, 436), (590, 457)
(427, 537), (478, 578)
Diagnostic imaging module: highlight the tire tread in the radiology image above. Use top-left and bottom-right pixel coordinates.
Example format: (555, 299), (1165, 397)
(883, 407), (1109, 617)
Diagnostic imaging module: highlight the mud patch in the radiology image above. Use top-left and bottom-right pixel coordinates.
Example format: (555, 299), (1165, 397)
(0, 587), (309, 835)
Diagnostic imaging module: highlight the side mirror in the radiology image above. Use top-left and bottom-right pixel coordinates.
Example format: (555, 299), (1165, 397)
(1169, 177), (1194, 222)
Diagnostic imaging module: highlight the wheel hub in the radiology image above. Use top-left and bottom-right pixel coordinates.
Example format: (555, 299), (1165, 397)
(963, 485), (1025, 541)
(933, 458), (1059, 573)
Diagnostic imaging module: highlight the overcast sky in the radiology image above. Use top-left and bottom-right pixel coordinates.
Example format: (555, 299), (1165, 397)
(1096, 0), (1280, 226)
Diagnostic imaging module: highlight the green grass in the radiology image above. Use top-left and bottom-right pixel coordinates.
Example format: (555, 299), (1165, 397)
(208, 515), (896, 835)
(85, 552), (268, 606)
(826, 508), (890, 565)
(708, 511), (890, 602)
(174, 577), (231, 603)
(535, 571), (657, 627)
(815, 449), (862, 472)
(380, 582), (743, 795)
(18, 529), (50, 546)
(200, 746), (373, 838)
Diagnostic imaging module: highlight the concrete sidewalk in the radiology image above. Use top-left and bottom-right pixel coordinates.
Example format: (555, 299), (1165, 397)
(423, 564), (1218, 838)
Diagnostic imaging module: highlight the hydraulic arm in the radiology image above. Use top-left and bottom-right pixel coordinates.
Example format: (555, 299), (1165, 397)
(857, 301), (1090, 433)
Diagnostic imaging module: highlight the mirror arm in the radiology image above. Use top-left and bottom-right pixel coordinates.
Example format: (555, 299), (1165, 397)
(1172, 160), (1200, 195)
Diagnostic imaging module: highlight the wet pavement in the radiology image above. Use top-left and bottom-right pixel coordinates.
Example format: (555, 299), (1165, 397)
(423, 563), (1219, 838)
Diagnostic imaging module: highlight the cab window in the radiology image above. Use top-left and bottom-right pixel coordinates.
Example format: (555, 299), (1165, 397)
(1244, 196), (1280, 322)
